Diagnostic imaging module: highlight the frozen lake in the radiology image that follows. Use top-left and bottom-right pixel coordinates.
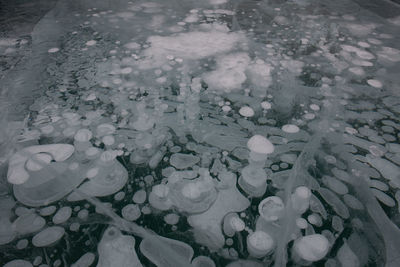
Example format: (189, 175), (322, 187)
(1, 0), (400, 266)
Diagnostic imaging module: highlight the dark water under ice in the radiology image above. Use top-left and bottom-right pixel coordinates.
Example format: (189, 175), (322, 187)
(1, 0), (400, 266)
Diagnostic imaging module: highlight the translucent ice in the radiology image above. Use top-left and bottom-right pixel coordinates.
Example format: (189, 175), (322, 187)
(32, 226), (65, 247)
(247, 231), (275, 258)
(7, 144), (74, 184)
(138, 29), (245, 69)
(97, 227), (143, 267)
(292, 234), (329, 262)
(3, 260), (33, 267)
(170, 153), (200, 169)
(247, 135), (274, 155)
(188, 172), (249, 250)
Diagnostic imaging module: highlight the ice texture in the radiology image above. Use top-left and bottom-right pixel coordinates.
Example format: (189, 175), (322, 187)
(258, 196), (285, 222)
(32, 226), (65, 247)
(3, 260), (33, 267)
(1, 0), (400, 265)
(188, 172), (250, 250)
(71, 253), (95, 267)
(366, 155), (400, 188)
(52, 206), (72, 224)
(337, 242), (360, 267)
(97, 227), (143, 267)
(170, 153), (200, 169)
(7, 144), (74, 184)
(247, 135), (274, 154)
(293, 234), (329, 262)
(203, 53), (250, 93)
(139, 235), (193, 267)
(247, 231), (274, 258)
(67, 152), (128, 201)
(138, 29), (245, 69)
(318, 188), (350, 219)
(13, 213), (45, 235)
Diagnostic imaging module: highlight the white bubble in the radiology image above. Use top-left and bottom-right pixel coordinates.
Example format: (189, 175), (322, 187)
(304, 113), (315, 120)
(309, 104), (320, 111)
(345, 127), (357, 134)
(261, 101), (272, 109)
(367, 79), (383, 88)
(85, 93), (96, 101)
(102, 135), (115, 146)
(222, 105), (231, 112)
(239, 106), (254, 117)
(86, 168), (99, 178)
(121, 67), (132, 74)
(357, 41), (370, 48)
(282, 124), (299, 133)
(48, 47), (59, 53)
(85, 40), (97, 46)
(247, 135), (274, 154)
(349, 67), (365, 76)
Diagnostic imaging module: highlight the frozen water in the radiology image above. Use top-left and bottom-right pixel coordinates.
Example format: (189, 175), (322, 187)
(0, 0), (400, 266)
(247, 135), (274, 155)
(292, 234), (329, 262)
(336, 242), (360, 267)
(282, 124), (300, 134)
(72, 252), (96, 267)
(170, 153), (200, 169)
(32, 226), (65, 247)
(52, 206), (72, 224)
(247, 231), (274, 258)
(7, 144), (75, 184)
(97, 227), (142, 267)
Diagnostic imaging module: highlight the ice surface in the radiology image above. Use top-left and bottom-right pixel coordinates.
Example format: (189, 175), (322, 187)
(192, 256), (216, 267)
(32, 226), (65, 247)
(225, 260), (263, 267)
(322, 176), (349, 195)
(258, 196), (285, 222)
(13, 212), (45, 235)
(52, 206), (72, 224)
(168, 174), (217, 213)
(164, 213), (180, 225)
(238, 106), (254, 117)
(337, 242), (360, 267)
(139, 234), (193, 267)
(71, 252), (95, 267)
(1, 0), (400, 265)
(170, 153), (200, 169)
(247, 231), (274, 258)
(371, 188), (396, 207)
(203, 53), (250, 93)
(366, 155), (400, 188)
(3, 260), (33, 267)
(223, 212), (245, 237)
(343, 194), (364, 210)
(132, 189), (147, 204)
(293, 234), (329, 262)
(7, 144), (74, 184)
(121, 204), (141, 221)
(282, 124), (300, 134)
(13, 161), (86, 206)
(247, 135), (274, 155)
(138, 29), (245, 69)
(188, 172), (250, 250)
(67, 152), (128, 201)
(239, 165), (268, 196)
(318, 188), (350, 219)
(97, 227), (143, 267)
